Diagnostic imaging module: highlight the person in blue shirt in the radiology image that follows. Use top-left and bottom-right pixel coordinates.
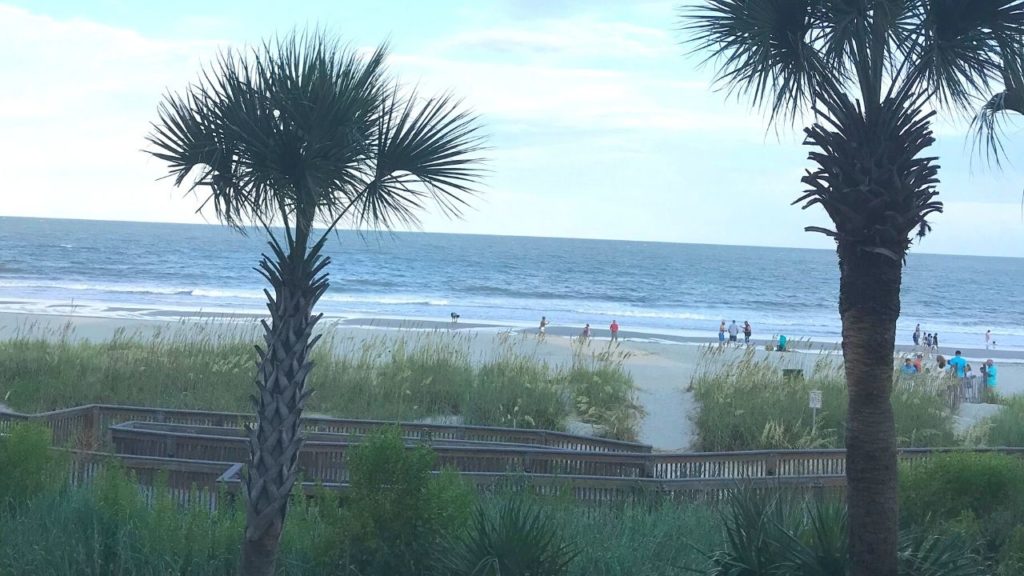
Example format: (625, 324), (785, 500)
(986, 359), (998, 388)
(948, 350), (967, 378)
(777, 334), (788, 352)
(900, 358), (917, 375)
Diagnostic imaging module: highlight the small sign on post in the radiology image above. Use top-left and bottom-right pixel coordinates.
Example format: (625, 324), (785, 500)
(809, 390), (822, 436)
(809, 390), (822, 409)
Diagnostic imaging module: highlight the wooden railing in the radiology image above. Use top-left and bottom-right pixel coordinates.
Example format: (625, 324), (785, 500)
(107, 420), (1024, 484)
(1, 404), (649, 453)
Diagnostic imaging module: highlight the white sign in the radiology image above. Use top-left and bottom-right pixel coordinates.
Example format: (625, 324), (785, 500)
(809, 390), (822, 409)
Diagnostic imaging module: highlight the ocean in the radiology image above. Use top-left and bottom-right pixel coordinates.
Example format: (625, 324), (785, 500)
(1, 216), (1021, 349)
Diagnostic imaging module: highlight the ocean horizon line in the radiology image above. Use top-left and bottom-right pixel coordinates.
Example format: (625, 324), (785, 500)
(2, 214), (1017, 261)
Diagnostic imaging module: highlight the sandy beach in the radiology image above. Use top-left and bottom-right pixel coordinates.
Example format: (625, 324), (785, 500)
(2, 311), (1023, 450)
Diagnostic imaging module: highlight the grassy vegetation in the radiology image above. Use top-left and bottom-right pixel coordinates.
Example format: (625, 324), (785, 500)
(689, 348), (956, 451)
(0, 426), (711, 576)
(0, 323), (643, 441)
(971, 397), (1024, 448)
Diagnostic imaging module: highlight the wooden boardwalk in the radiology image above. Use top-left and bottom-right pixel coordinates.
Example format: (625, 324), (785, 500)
(4, 404), (1022, 505)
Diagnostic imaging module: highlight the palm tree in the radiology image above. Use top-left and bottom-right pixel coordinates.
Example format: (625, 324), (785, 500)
(146, 31), (485, 575)
(681, 2), (1024, 575)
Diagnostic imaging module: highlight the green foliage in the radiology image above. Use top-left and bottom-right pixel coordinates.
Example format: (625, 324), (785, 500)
(976, 397), (1024, 447)
(331, 429), (475, 576)
(695, 489), (986, 576)
(566, 345), (645, 442)
(440, 497), (577, 576)
(900, 453), (1024, 526)
(0, 422), (66, 508)
(690, 349), (955, 451)
(900, 452), (1024, 573)
(0, 325), (642, 441)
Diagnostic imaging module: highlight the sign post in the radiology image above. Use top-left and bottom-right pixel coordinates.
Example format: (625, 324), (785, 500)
(809, 390), (822, 436)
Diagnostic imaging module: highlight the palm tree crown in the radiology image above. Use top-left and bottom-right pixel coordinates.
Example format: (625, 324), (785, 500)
(148, 30), (485, 239)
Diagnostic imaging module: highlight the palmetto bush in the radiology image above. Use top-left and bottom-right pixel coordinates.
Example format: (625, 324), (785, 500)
(439, 497), (578, 576)
(695, 489), (987, 576)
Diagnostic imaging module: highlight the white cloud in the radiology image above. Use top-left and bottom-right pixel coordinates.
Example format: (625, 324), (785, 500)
(438, 19), (672, 59)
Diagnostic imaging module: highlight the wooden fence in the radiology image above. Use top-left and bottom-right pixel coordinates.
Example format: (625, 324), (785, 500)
(0, 404), (649, 453)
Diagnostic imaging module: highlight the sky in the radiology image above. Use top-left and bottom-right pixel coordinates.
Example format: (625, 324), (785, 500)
(1, 1), (1023, 257)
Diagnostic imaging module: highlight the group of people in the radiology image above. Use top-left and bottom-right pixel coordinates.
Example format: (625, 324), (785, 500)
(911, 324), (941, 350)
(900, 349), (998, 402)
(718, 320), (754, 346)
(539, 316), (621, 343)
(913, 324), (999, 351)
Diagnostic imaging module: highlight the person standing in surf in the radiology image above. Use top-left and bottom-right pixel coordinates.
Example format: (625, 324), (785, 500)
(728, 320), (739, 345)
(718, 320), (726, 346)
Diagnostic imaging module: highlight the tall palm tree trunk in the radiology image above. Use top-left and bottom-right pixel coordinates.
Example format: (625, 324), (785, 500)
(241, 230), (329, 576)
(839, 244), (900, 576)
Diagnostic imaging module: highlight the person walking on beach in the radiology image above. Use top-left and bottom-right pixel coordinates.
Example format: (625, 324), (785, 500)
(609, 320), (619, 343)
(924, 333), (932, 348)
(728, 320), (739, 344)
(539, 316), (549, 338)
(743, 321), (752, 345)
(913, 324), (921, 346)
(718, 321), (726, 346)
(932, 332), (939, 351)
(986, 329), (992, 350)
(580, 323), (591, 342)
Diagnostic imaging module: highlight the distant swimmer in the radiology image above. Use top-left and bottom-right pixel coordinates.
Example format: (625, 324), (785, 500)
(610, 319), (620, 342)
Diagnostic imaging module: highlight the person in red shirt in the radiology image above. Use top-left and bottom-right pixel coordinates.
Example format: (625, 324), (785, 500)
(609, 320), (619, 342)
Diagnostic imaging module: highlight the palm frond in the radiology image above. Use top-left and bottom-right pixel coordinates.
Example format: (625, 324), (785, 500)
(681, 0), (829, 123)
(906, 0), (1024, 112)
(970, 87), (1024, 165)
(349, 89), (487, 230)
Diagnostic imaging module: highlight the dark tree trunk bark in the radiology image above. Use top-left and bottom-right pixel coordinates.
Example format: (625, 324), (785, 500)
(240, 226), (329, 576)
(839, 242), (901, 576)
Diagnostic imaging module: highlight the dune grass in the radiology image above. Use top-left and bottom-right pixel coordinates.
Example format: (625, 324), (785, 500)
(689, 347), (957, 451)
(0, 322), (643, 440)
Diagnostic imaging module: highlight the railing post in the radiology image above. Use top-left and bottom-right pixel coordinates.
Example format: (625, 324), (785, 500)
(765, 453), (779, 477)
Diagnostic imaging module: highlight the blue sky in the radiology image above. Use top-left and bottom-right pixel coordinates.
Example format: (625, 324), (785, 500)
(2, 0), (1023, 256)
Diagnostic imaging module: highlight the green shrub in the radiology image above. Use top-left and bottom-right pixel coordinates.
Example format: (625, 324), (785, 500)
(332, 429), (475, 575)
(695, 488), (986, 576)
(900, 453), (1024, 526)
(690, 349), (955, 451)
(978, 398), (1024, 447)
(440, 497), (577, 576)
(0, 422), (66, 508)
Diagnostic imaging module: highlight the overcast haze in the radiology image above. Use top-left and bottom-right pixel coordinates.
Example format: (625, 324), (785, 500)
(2, 1), (1023, 257)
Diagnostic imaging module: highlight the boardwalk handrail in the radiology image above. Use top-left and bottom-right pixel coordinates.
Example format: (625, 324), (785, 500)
(106, 420), (1024, 483)
(1, 403), (650, 453)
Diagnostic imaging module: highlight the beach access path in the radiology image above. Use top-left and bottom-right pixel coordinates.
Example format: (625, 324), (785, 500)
(2, 312), (1023, 450)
